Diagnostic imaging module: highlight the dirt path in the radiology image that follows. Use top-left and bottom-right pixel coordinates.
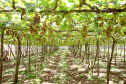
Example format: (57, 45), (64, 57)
(41, 50), (106, 84)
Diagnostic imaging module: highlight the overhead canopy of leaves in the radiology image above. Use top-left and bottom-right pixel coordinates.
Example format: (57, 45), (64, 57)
(0, 0), (126, 46)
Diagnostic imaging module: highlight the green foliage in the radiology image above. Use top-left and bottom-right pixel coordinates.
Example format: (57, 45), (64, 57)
(0, 0), (126, 46)
(111, 66), (118, 69)
(33, 79), (41, 82)
(21, 69), (29, 75)
(38, 65), (43, 69)
(60, 21), (67, 30)
(39, 77), (43, 79)
(73, 59), (81, 63)
(0, 22), (6, 28)
(120, 73), (126, 77)
(79, 75), (85, 77)
(4, 69), (15, 74)
(103, 65), (107, 69)
(31, 58), (35, 62)
(8, 79), (12, 82)
(25, 74), (36, 79)
(99, 61), (107, 69)
(98, 77), (106, 82)
(91, 75), (97, 79)
(17, 82), (22, 84)
(112, 78), (119, 83)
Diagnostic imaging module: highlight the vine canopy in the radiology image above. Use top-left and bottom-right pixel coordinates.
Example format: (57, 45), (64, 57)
(0, 0), (126, 46)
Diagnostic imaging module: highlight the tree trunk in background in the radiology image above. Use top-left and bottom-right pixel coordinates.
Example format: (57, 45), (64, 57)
(43, 46), (44, 56)
(8, 43), (9, 59)
(108, 39), (110, 62)
(26, 39), (28, 56)
(107, 39), (110, 84)
(41, 45), (43, 56)
(72, 45), (73, 53)
(10, 44), (12, 58)
(88, 42), (90, 64)
(73, 45), (75, 57)
(103, 43), (106, 60)
(82, 45), (86, 63)
(43, 45), (45, 57)
(120, 45), (123, 57)
(41, 44), (44, 69)
(93, 39), (99, 66)
(79, 44), (82, 57)
(15, 46), (17, 56)
(0, 27), (5, 84)
(14, 35), (21, 84)
(74, 45), (76, 56)
(96, 39), (99, 76)
(115, 45), (117, 64)
(88, 42), (90, 53)
(91, 40), (94, 75)
(8, 44), (16, 59)
(35, 46), (37, 69)
(45, 45), (47, 54)
(51, 46), (53, 54)
(41, 45), (43, 63)
(49, 46), (51, 58)
(29, 42), (31, 74)
(107, 37), (116, 84)
(22, 39), (28, 62)
(41, 44), (44, 63)
(37, 46), (38, 54)
(85, 43), (88, 64)
(38, 46), (39, 53)
(124, 42), (125, 66)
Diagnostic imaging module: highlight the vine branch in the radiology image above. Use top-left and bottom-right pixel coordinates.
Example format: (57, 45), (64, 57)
(12, 0), (16, 9)
(53, 0), (58, 11)
(1, 8), (126, 14)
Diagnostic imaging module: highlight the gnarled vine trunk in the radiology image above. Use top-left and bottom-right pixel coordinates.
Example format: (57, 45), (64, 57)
(14, 35), (21, 84)
(0, 27), (5, 84)
(107, 37), (117, 84)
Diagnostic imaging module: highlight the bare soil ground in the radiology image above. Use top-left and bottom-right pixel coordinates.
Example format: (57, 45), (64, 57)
(2, 50), (126, 84)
